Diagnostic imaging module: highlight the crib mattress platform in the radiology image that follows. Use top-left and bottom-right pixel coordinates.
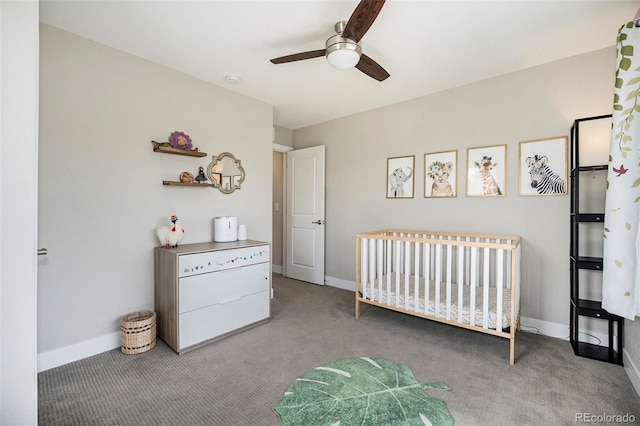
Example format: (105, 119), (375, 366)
(362, 274), (511, 330)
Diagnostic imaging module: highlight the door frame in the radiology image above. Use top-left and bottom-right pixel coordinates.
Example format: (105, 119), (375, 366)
(273, 143), (292, 277)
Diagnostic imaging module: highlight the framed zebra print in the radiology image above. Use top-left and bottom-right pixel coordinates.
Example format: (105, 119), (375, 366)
(519, 136), (568, 196)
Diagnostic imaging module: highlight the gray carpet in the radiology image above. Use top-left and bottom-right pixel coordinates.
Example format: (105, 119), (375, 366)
(39, 274), (640, 425)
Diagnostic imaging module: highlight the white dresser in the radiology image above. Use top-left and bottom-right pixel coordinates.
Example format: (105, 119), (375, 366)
(154, 240), (270, 353)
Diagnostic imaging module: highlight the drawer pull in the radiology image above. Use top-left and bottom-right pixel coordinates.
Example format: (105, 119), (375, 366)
(219, 296), (243, 305)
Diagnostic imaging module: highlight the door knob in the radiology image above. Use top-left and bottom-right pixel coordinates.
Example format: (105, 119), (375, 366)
(37, 248), (48, 256)
(311, 220), (324, 225)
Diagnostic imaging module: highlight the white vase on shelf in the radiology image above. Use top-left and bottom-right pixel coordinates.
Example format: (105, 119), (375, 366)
(238, 224), (247, 240)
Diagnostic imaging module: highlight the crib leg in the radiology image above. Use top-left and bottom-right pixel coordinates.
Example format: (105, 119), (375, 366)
(355, 298), (360, 319)
(509, 338), (515, 366)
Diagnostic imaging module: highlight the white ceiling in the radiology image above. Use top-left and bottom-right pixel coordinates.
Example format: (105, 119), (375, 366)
(40, 0), (640, 130)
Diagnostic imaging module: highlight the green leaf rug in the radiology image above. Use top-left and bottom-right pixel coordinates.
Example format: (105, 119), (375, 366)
(273, 357), (453, 426)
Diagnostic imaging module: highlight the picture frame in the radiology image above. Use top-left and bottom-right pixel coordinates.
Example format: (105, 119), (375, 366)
(424, 150), (457, 198)
(466, 145), (506, 197)
(519, 136), (568, 196)
(221, 176), (231, 191)
(387, 155), (415, 199)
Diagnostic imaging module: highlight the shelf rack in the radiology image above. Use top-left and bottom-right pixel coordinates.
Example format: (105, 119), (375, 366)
(569, 114), (623, 365)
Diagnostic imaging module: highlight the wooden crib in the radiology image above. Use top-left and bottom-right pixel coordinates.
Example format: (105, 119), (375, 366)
(355, 229), (522, 365)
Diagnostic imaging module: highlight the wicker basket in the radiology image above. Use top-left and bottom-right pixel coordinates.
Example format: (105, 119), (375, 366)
(120, 310), (157, 355)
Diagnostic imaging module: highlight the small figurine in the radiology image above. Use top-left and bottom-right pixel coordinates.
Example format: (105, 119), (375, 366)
(152, 131), (201, 152)
(195, 166), (208, 184)
(156, 214), (185, 248)
(179, 171), (194, 183)
(151, 140), (171, 149)
(169, 131), (192, 150)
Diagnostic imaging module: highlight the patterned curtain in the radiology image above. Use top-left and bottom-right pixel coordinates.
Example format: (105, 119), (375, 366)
(602, 21), (640, 320)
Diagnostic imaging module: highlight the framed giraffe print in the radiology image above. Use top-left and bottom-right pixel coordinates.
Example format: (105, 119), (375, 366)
(519, 136), (568, 196)
(425, 150), (457, 197)
(387, 155), (415, 198)
(466, 145), (506, 197)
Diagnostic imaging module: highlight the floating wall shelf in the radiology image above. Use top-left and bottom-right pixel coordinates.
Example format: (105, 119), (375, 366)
(162, 181), (215, 187)
(153, 145), (207, 157)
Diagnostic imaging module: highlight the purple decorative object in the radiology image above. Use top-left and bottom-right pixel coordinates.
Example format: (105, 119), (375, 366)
(169, 131), (192, 150)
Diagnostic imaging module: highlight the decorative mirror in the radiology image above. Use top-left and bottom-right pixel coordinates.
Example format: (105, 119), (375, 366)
(206, 152), (245, 194)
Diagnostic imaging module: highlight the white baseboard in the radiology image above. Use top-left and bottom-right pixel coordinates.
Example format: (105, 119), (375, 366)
(624, 349), (640, 398)
(521, 316), (619, 351)
(37, 331), (120, 372)
(272, 264), (283, 275)
(325, 275), (355, 291)
(520, 317), (569, 340)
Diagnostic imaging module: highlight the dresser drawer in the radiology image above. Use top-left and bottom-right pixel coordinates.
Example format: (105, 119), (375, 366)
(179, 262), (269, 313)
(179, 290), (270, 349)
(178, 245), (269, 277)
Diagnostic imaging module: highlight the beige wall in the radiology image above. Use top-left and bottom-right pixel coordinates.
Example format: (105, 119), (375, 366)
(38, 25), (273, 360)
(293, 47), (616, 330)
(274, 125), (293, 147)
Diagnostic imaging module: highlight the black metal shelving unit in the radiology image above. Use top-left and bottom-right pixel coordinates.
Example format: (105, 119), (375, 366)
(569, 114), (623, 365)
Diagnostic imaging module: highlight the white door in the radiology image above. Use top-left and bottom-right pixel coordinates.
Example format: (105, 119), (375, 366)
(286, 146), (325, 285)
(1, 2), (39, 423)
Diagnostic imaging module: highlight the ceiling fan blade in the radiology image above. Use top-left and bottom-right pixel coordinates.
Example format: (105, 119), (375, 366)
(270, 49), (326, 64)
(341, 0), (386, 43)
(355, 54), (390, 81)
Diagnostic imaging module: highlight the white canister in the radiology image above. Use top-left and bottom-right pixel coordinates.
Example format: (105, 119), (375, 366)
(238, 224), (247, 240)
(214, 216), (238, 242)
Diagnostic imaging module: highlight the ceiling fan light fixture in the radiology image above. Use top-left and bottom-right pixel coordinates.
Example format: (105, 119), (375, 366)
(325, 35), (361, 70)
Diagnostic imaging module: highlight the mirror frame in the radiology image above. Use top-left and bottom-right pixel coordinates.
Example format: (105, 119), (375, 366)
(206, 152), (245, 194)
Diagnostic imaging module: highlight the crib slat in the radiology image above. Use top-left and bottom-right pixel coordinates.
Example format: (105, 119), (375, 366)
(435, 243), (442, 318)
(404, 240), (410, 310)
(386, 239), (391, 305)
(446, 240), (452, 320)
(414, 241), (420, 312)
(470, 243), (477, 327)
(496, 247), (504, 331)
(483, 244), (490, 329)
(368, 238), (375, 302)
(457, 244), (464, 324)
(395, 240), (400, 307)
(377, 239), (383, 303)
(424, 240), (430, 315)
(361, 238), (368, 300)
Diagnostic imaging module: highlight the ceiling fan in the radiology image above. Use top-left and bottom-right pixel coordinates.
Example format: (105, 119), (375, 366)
(270, 0), (390, 82)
